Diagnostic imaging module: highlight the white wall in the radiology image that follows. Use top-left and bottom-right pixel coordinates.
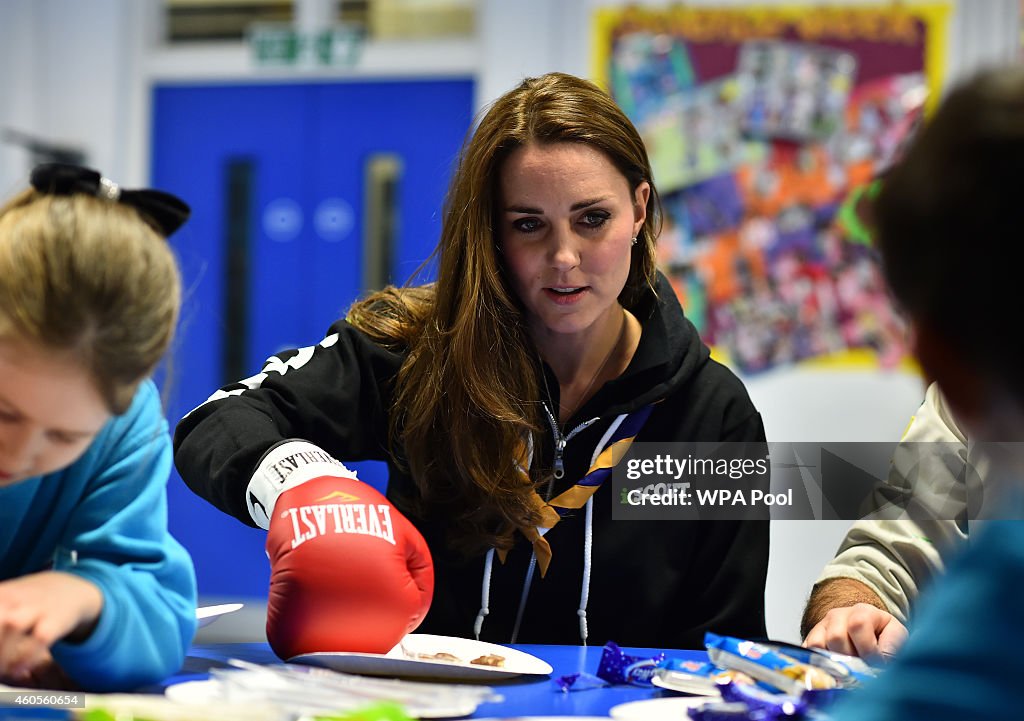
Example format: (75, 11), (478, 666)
(749, 367), (929, 641)
(0, 0), (152, 192)
(0, 0), (1018, 644)
(0, 0), (41, 197)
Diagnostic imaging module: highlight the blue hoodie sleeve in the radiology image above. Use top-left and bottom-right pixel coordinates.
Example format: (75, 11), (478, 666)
(49, 381), (197, 691)
(830, 520), (1024, 721)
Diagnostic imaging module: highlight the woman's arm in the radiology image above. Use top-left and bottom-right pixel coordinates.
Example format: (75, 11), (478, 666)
(174, 321), (403, 526)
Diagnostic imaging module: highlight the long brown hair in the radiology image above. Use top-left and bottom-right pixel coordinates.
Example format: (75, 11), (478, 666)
(349, 72), (662, 553)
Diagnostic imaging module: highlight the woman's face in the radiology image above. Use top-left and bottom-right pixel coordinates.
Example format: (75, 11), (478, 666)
(0, 340), (110, 487)
(498, 141), (649, 341)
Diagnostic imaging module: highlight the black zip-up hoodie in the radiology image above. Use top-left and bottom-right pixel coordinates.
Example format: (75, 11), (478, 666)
(174, 272), (768, 650)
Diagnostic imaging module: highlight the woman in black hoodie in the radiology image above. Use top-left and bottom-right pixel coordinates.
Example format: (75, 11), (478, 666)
(174, 72), (768, 650)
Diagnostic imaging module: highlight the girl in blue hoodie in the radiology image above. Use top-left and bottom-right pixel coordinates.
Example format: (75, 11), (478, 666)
(0, 164), (196, 691)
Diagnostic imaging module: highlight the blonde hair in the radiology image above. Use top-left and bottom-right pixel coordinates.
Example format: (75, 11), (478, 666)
(350, 72), (662, 553)
(0, 189), (182, 414)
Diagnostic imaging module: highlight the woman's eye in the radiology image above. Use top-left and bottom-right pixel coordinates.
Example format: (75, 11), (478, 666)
(580, 211), (610, 228)
(512, 217), (542, 233)
(0, 411), (19, 424)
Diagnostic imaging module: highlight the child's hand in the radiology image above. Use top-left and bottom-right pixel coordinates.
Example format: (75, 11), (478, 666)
(0, 643), (75, 689)
(0, 572), (103, 684)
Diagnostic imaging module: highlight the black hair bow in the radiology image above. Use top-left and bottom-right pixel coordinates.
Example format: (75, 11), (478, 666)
(30, 163), (190, 237)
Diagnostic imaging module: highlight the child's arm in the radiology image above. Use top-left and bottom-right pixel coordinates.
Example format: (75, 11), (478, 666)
(48, 381), (197, 691)
(0, 571), (102, 686)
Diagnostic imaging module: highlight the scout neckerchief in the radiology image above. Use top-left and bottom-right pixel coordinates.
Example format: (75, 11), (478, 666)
(497, 403), (655, 576)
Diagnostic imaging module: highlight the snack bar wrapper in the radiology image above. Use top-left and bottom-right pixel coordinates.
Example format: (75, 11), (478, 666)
(704, 633), (836, 696)
(757, 641), (879, 686)
(655, 657), (756, 696)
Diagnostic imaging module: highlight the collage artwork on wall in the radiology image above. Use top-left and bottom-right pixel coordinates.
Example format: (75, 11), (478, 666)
(592, 3), (950, 375)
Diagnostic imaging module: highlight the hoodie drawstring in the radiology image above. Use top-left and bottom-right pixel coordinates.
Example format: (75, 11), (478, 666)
(475, 411), (630, 644)
(476, 433), (538, 641)
(473, 547), (494, 641)
(578, 413), (626, 644)
(511, 550), (538, 643)
(579, 496), (593, 644)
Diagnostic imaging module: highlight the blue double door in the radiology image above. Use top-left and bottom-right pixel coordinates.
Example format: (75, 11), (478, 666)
(151, 78), (474, 598)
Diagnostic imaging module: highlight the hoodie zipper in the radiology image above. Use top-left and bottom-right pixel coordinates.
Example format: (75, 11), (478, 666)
(541, 402), (600, 480)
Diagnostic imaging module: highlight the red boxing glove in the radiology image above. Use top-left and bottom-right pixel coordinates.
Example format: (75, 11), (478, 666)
(248, 440), (433, 659)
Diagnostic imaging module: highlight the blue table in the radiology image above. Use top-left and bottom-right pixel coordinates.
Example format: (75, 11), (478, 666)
(175, 643), (706, 718)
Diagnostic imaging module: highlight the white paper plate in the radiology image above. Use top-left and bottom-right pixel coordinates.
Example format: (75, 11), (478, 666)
(651, 672), (722, 696)
(165, 679), (223, 704)
(289, 633), (553, 680)
(164, 679), (478, 719)
(609, 695), (718, 721)
(196, 603), (244, 628)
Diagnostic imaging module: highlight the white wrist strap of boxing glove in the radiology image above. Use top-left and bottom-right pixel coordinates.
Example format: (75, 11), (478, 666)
(247, 439), (359, 529)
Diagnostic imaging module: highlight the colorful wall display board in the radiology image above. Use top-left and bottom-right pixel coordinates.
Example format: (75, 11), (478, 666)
(592, 4), (950, 375)
(643, 75), (768, 194)
(737, 40), (857, 142)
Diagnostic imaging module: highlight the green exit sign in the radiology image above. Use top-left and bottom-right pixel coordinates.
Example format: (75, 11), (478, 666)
(250, 25), (364, 68)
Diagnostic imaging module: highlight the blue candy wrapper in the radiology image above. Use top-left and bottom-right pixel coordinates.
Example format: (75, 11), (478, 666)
(685, 683), (839, 720)
(687, 701), (773, 720)
(719, 680), (806, 716)
(800, 687), (846, 710)
(596, 641), (665, 686)
(554, 671), (608, 692)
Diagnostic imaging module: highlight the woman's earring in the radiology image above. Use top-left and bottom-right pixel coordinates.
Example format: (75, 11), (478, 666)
(630, 236), (638, 246)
